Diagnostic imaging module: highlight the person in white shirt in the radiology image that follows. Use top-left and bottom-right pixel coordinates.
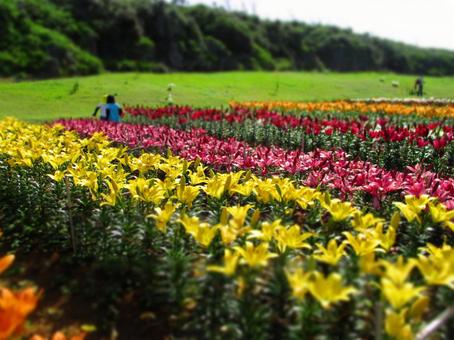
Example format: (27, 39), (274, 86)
(92, 95), (108, 120)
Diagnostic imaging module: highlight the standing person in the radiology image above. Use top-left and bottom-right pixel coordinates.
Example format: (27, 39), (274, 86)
(92, 95), (108, 120)
(414, 76), (424, 97)
(105, 95), (123, 122)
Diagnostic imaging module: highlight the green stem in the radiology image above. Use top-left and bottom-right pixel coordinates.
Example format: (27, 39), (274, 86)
(64, 176), (77, 253)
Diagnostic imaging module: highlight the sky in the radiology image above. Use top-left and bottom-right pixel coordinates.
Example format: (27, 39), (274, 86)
(183, 0), (454, 51)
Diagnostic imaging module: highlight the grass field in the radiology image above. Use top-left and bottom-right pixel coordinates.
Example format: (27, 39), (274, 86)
(1, 71), (454, 121)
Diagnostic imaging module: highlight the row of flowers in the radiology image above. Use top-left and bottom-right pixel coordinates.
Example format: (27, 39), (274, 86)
(126, 105), (454, 148)
(1, 118), (454, 339)
(55, 119), (454, 210)
(230, 100), (454, 118)
(125, 107), (454, 176)
(350, 97), (454, 106)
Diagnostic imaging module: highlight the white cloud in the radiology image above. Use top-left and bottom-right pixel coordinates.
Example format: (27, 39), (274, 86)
(183, 0), (454, 50)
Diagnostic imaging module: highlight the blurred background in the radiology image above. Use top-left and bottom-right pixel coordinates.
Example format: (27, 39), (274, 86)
(1, 0), (454, 79)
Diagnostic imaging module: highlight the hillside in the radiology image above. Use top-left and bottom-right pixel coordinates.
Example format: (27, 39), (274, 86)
(1, 0), (454, 78)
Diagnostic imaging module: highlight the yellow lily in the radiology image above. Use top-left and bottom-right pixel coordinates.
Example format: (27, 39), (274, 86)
(248, 219), (284, 242)
(176, 184), (199, 208)
(321, 195), (357, 222)
(159, 165), (183, 181)
(74, 170), (100, 200)
(226, 204), (253, 230)
(254, 178), (278, 203)
(424, 242), (454, 259)
(204, 175), (228, 199)
(372, 224), (397, 251)
(140, 185), (166, 205)
(385, 308), (414, 340)
(351, 212), (385, 231)
(295, 187), (320, 209)
(308, 271), (357, 309)
(127, 177), (165, 204)
(393, 195), (433, 224)
(359, 252), (382, 275)
(157, 157), (187, 180)
(272, 177), (298, 202)
(15, 148), (33, 167)
(221, 171), (244, 192)
(100, 179), (120, 206)
(96, 151), (118, 170)
(215, 207), (235, 245)
(343, 232), (381, 256)
(234, 242), (278, 268)
(428, 202), (454, 231)
(42, 153), (70, 170)
(207, 249), (240, 276)
(102, 166), (127, 189)
(47, 170), (66, 182)
(286, 267), (312, 300)
(381, 278), (424, 309)
(218, 224), (239, 245)
(158, 177), (178, 193)
(125, 177), (148, 199)
(381, 256), (417, 286)
(393, 202), (420, 224)
(417, 253), (454, 289)
(230, 181), (256, 197)
(179, 214), (205, 237)
(274, 225), (313, 253)
(67, 165), (85, 186)
(313, 239), (347, 266)
(178, 214), (217, 247)
(193, 224), (218, 248)
(147, 202), (178, 233)
(133, 153), (162, 174)
(188, 172), (207, 186)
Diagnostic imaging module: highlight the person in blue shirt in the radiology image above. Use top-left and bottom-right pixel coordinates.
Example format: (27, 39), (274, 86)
(105, 95), (123, 122)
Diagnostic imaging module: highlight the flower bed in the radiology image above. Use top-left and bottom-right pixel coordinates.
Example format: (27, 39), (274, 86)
(0, 113), (453, 339)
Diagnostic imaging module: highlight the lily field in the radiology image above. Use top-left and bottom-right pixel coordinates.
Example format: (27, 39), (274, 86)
(0, 73), (454, 339)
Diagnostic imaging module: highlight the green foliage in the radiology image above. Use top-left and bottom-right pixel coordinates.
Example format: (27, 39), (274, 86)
(0, 0), (102, 77)
(1, 0), (454, 77)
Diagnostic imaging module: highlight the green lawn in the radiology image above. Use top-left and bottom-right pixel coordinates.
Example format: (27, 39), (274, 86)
(1, 71), (454, 121)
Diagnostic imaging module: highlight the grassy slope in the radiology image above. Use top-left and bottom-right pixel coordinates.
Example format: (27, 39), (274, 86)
(1, 71), (454, 121)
